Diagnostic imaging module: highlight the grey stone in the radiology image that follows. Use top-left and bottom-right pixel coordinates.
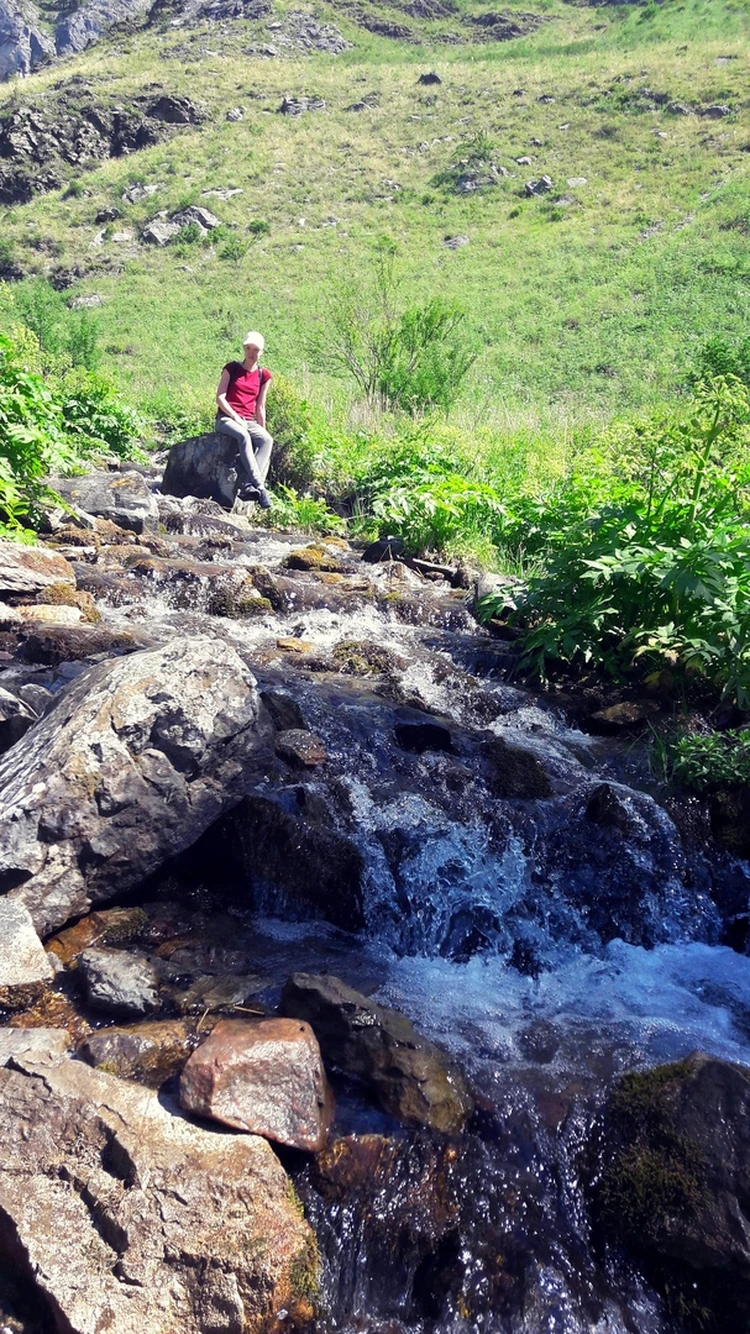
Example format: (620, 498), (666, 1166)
(0, 635), (267, 936)
(78, 946), (160, 1017)
(0, 898), (54, 990)
(0, 0), (54, 78)
(525, 175), (553, 196)
(567, 176), (587, 187)
(0, 1027), (71, 1063)
(122, 182), (160, 203)
(443, 233), (470, 248)
(278, 95), (325, 116)
(55, 0), (152, 56)
(226, 106), (244, 121)
(142, 218), (181, 245)
(69, 292), (103, 308)
(0, 1050), (314, 1332)
(170, 203), (221, 231)
(161, 432), (242, 507)
(666, 101), (691, 115)
(51, 471), (159, 534)
(702, 103), (732, 118)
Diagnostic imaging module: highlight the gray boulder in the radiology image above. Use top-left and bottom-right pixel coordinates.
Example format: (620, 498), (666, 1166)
(0, 635), (268, 936)
(0, 898), (54, 1006)
(55, 0), (153, 56)
(51, 471), (159, 534)
(0, 1049), (315, 1333)
(142, 218), (181, 246)
(78, 946), (160, 1017)
(162, 433), (241, 507)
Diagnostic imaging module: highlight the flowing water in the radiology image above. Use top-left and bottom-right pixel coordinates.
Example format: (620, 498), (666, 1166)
(66, 510), (750, 1332)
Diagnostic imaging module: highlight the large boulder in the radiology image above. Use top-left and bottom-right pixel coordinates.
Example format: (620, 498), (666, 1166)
(0, 636), (270, 936)
(597, 1053), (750, 1328)
(0, 898), (54, 1008)
(281, 972), (472, 1134)
(161, 434), (241, 508)
(52, 471), (159, 534)
(180, 1017), (332, 1151)
(0, 1048), (316, 1333)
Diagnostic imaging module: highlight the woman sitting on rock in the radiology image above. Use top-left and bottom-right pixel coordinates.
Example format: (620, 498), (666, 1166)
(215, 332), (273, 509)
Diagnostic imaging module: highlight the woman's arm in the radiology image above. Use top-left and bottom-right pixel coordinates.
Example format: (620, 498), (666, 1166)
(216, 368), (244, 421)
(254, 375), (270, 428)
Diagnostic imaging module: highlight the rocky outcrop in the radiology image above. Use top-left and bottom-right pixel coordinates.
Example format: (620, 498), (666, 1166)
(0, 635), (269, 936)
(52, 470), (159, 534)
(0, 1048), (316, 1333)
(0, 898), (54, 1008)
(597, 1053), (750, 1328)
(55, 0), (154, 57)
(180, 1017), (332, 1150)
(0, 541), (75, 596)
(161, 433), (242, 507)
(281, 972), (473, 1133)
(0, 0), (53, 78)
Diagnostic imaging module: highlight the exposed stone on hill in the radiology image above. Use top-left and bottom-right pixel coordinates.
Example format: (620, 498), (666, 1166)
(279, 95), (326, 115)
(281, 972), (473, 1133)
(347, 7), (416, 39)
(78, 945), (160, 1017)
(55, 0), (153, 57)
(0, 1050), (315, 1332)
(525, 174), (553, 196)
(51, 470), (159, 534)
(180, 1016), (333, 1150)
(162, 432), (242, 507)
(170, 203), (221, 230)
(666, 100), (690, 114)
(0, 0), (53, 78)
(142, 217), (182, 245)
(246, 10), (350, 54)
(0, 635), (268, 936)
(146, 93), (207, 123)
(597, 1053), (750, 1329)
(418, 70), (442, 83)
(468, 9), (542, 41)
(444, 233), (469, 247)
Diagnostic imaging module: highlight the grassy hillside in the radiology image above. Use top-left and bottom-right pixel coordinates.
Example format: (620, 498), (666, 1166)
(0, 0), (748, 432)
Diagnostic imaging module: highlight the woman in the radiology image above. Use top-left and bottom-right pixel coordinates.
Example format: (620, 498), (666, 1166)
(215, 331), (274, 509)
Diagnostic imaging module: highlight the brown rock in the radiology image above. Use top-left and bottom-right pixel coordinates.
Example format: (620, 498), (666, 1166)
(17, 603), (83, 626)
(483, 736), (552, 799)
(79, 1018), (198, 1086)
(0, 541), (75, 596)
(0, 1050), (316, 1332)
(587, 699), (660, 734)
(281, 973), (472, 1134)
(275, 729), (328, 768)
(277, 636), (314, 653)
(46, 906), (149, 965)
(283, 545), (342, 573)
(180, 1017), (332, 1151)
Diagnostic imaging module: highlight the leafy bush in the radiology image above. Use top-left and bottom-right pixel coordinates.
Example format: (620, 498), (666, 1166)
(219, 236), (248, 261)
(670, 729), (750, 793)
(309, 241), (478, 414)
(248, 220), (271, 238)
(477, 376), (750, 704)
(690, 337), (750, 395)
(255, 485), (346, 536)
(266, 375), (318, 490)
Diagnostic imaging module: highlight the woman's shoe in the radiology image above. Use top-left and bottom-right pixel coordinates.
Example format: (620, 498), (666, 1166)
(238, 483), (261, 502)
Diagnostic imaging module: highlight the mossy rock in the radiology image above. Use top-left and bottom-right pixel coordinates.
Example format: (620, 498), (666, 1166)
(42, 582), (101, 623)
(597, 1054), (750, 1332)
(332, 639), (406, 677)
(283, 546), (342, 573)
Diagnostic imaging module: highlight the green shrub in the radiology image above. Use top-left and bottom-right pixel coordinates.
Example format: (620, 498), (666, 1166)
(248, 219), (270, 237)
(670, 729), (750, 792)
(266, 376), (317, 490)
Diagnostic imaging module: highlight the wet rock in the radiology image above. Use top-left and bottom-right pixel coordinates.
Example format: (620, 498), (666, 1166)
(173, 972), (265, 1015)
(162, 432), (242, 507)
(79, 1017), (196, 1085)
(78, 946), (160, 1017)
(261, 689), (307, 731)
(332, 639), (406, 676)
(395, 721), (453, 754)
(709, 786), (750, 858)
(0, 1050), (315, 1332)
(483, 735), (552, 799)
(0, 899), (54, 1009)
(18, 621), (151, 665)
(587, 699), (659, 734)
(17, 602), (83, 626)
(362, 536), (405, 563)
(47, 905), (149, 964)
(0, 541), (74, 596)
(52, 470), (159, 534)
(585, 782), (639, 834)
(281, 972), (473, 1133)
(597, 1053), (750, 1329)
(180, 1016), (332, 1151)
(0, 685), (36, 753)
(276, 728), (328, 768)
(200, 794), (365, 932)
(0, 636), (268, 936)
(283, 544), (343, 573)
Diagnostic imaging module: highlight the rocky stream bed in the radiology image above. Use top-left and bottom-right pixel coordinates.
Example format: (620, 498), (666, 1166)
(0, 453), (749, 1334)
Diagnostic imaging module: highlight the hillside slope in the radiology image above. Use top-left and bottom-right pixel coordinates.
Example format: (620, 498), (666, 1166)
(0, 0), (748, 426)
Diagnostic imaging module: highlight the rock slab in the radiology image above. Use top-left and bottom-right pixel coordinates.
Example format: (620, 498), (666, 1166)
(0, 635), (267, 936)
(281, 972), (472, 1133)
(0, 540), (75, 595)
(181, 1016), (332, 1151)
(0, 1050), (315, 1333)
(161, 433), (241, 507)
(0, 898), (54, 1003)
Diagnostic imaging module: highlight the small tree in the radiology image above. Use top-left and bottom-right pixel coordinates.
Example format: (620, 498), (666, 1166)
(311, 240), (478, 414)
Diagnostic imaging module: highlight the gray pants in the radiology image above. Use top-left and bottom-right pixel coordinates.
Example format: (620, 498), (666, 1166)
(215, 415), (273, 489)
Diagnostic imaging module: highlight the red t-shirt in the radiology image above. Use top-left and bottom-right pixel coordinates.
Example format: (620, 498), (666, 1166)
(223, 362), (272, 419)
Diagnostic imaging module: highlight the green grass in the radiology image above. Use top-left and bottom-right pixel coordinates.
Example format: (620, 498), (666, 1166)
(0, 0), (748, 434)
